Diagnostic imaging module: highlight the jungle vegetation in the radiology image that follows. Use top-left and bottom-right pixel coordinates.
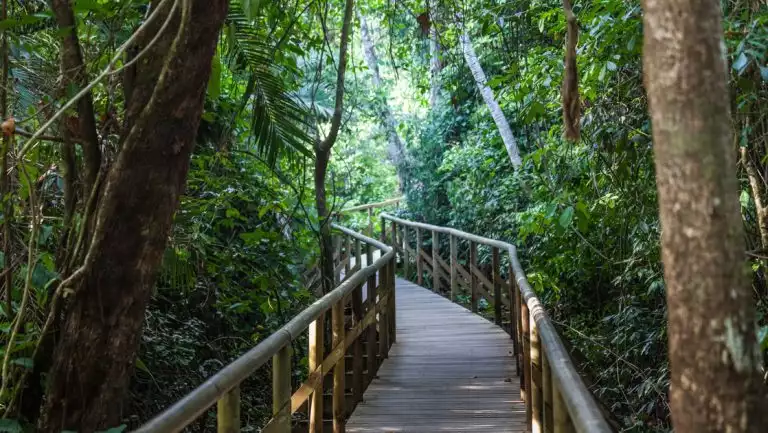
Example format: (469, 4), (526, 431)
(0, 0), (765, 431)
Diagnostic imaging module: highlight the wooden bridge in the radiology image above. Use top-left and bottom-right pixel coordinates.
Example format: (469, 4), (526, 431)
(135, 200), (611, 433)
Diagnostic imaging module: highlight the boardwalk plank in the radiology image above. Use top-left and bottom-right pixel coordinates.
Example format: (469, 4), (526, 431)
(346, 278), (525, 433)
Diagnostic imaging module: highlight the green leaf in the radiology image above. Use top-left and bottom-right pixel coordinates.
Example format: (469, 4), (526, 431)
(732, 52), (749, 75)
(760, 65), (768, 82)
(559, 206), (574, 229)
(11, 357), (33, 369)
(241, 0), (263, 20)
(135, 357), (151, 374)
(207, 53), (222, 100)
(759, 326), (768, 350)
(740, 190), (751, 208)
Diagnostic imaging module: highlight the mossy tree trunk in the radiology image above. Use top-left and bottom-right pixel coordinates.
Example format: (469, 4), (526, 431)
(38, 1), (228, 431)
(643, 0), (768, 430)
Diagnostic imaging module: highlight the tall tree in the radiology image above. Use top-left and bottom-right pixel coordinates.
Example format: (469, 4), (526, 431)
(357, 11), (405, 170)
(428, 0), (442, 107)
(315, 0), (355, 294)
(643, 0), (768, 431)
(37, 1), (229, 430)
(458, 22), (522, 168)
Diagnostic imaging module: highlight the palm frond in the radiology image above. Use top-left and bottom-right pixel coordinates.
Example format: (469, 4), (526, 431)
(224, 4), (314, 166)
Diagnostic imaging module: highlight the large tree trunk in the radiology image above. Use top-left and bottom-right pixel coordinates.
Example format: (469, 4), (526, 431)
(643, 0), (768, 431)
(358, 11), (405, 169)
(459, 28), (522, 168)
(38, 1), (228, 431)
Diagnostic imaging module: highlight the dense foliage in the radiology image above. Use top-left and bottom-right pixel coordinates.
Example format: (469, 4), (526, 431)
(394, 0), (768, 431)
(0, 0), (765, 431)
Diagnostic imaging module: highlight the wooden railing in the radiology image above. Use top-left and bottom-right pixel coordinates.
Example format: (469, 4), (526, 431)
(381, 213), (611, 433)
(136, 223), (396, 433)
(336, 196), (403, 238)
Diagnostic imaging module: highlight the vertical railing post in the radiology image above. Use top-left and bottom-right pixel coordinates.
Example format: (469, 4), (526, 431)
(416, 228), (423, 285)
(514, 275), (523, 374)
(345, 235), (352, 274)
(380, 216), (386, 243)
(333, 235), (341, 286)
(352, 241), (364, 406)
(450, 234), (458, 301)
(272, 344), (292, 433)
(309, 313), (325, 433)
(367, 207), (373, 238)
(543, 348), (553, 433)
(553, 379), (576, 433)
(217, 386), (241, 433)
(469, 241), (478, 313)
(509, 261), (519, 346)
(332, 301), (345, 433)
(366, 243), (378, 383)
(378, 262), (390, 359)
(403, 225), (410, 281)
(389, 255), (397, 344)
(352, 283), (364, 405)
(390, 220), (397, 259)
(531, 311), (543, 433)
(431, 230), (439, 292)
(521, 296), (531, 425)
(492, 247), (501, 326)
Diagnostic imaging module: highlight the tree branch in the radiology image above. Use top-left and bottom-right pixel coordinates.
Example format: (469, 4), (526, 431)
(316, 0), (355, 152)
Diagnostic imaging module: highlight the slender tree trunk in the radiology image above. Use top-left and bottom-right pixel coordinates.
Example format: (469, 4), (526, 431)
(459, 28), (522, 168)
(51, 0), (102, 192)
(741, 146), (768, 250)
(315, 0), (355, 294)
(643, 0), (768, 430)
(0, 0), (11, 317)
(38, 1), (228, 431)
(428, 0), (442, 107)
(357, 11), (405, 169)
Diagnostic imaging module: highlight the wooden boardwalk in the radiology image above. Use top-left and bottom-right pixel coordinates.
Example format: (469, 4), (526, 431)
(346, 278), (526, 433)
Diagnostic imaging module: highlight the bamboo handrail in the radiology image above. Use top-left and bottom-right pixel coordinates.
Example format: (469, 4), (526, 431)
(380, 212), (611, 433)
(135, 223), (396, 433)
(338, 197), (403, 213)
(336, 196), (403, 238)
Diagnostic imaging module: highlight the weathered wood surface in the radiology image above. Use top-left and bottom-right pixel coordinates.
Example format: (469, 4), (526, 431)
(346, 278), (525, 432)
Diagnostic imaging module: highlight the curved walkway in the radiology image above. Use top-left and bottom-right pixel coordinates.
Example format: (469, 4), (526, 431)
(346, 278), (526, 432)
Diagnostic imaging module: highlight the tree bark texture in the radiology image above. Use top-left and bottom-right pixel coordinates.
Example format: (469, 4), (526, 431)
(428, 0), (442, 107)
(51, 0), (102, 192)
(643, 0), (768, 430)
(358, 11), (405, 168)
(38, 1), (228, 431)
(315, 0), (355, 294)
(459, 29), (522, 168)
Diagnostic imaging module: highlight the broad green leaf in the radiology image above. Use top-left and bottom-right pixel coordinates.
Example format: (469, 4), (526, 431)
(559, 206), (574, 229)
(11, 357), (33, 369)
(732, 52), (748, 75)
(759, 326), (768, 350)
(740, 190), (751, 208)
(207, 53), (222, 100)
(136, 357), (151, 374)
(241, 0), (263, 20)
